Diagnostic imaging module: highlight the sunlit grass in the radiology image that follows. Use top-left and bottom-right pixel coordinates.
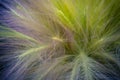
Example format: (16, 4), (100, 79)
(0, 0), (120, 80)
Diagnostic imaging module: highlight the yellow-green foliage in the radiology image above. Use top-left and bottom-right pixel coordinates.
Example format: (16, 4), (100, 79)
(0, 0), (120, 80)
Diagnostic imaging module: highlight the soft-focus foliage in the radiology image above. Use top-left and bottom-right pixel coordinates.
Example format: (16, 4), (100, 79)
(0, 0), (120, 80)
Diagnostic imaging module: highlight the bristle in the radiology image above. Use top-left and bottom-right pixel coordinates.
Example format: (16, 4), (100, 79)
(0, 0), (120, 80)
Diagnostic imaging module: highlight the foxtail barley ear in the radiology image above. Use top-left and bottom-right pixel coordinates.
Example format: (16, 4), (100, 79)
(0, 0), (120, 80)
